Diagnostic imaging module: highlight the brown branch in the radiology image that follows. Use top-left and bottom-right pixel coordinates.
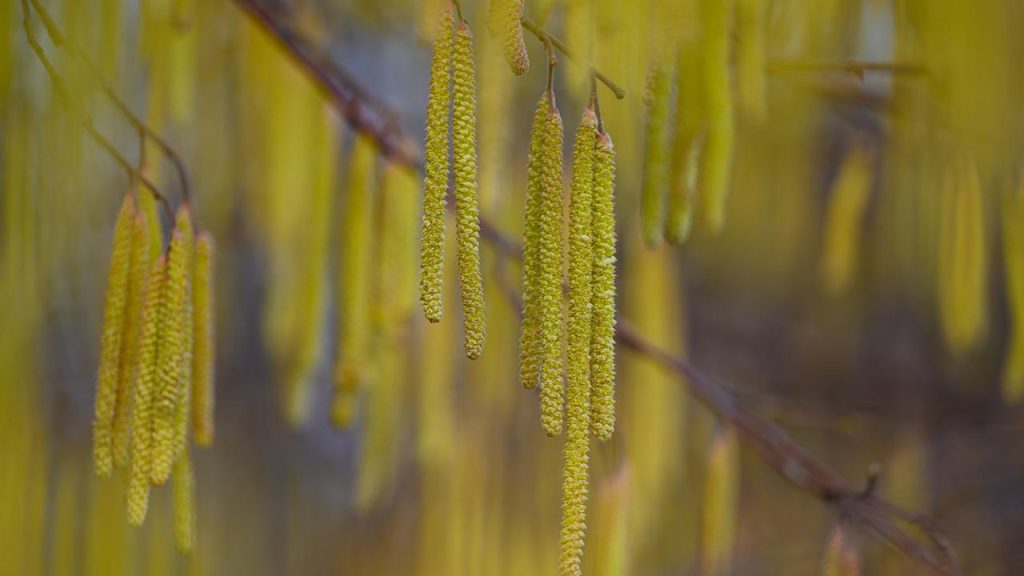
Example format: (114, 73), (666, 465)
(26, 0), (193, 205)
(520, 17), (626, 100)
(228, 1), (958, 574)
(20, 0), (174, 224)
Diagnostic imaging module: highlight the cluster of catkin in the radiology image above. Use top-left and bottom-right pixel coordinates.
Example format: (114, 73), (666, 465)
(641, 0), (765, 246)
(420, 3), (486, 360)
(93, 193), (215, 553)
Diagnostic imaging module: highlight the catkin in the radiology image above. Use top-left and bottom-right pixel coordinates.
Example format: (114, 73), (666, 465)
(94, 193), (137, 477)
(559, 108), (599, 576)
(641, 64), (672, 247)
(666, 38), (705, 244)
(538, 101), (566, 437)
(520, 95), (552, 390)
(820, 144), (873, 296)
(700, 425), (740, 576)
(590, 131), (617, 441)
(112, 211), (154, 469)
(1002, 179), (1024, 402)
(420, 4), (454, 324)
(127, 256), (167, 527)
(151, 209), (194, 485)
(333, 135), (377, 427)
(172, 446), (195, 553)
(700, 0), (735, 233)
(191, 232), (216, 445)
(452, 21), (486, 360)
(501, 0), (529, 75)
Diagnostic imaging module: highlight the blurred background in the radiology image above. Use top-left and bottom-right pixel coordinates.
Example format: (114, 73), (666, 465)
(2, 0), (1024, 574)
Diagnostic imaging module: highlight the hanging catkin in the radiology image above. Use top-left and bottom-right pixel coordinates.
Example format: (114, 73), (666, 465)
(641, 64), (672, 247)
(589, 130), (617, 441)
(1002, 178), (1024, 401)
(191, 232), (215, 445)
(128, 256), (167, 527)
(172, 446), (195, 553)
(452, 20), (486, 360)
(520, 95), (552, 390)
(538, 99), (566, 437)
(666, 38), (705, 244)
(333, 135), (377, 427)
(151, 208), (194, 485)
(559, 108), (599, 576)
(94, 193), (137, 477)
(112, 210), (155, 469)
(820, 144), (873, 296)
(700, 425), (740, 576)
(700, 0), (735, 233)
(420, 4), (454, 324)
(501, 0), (529, 75)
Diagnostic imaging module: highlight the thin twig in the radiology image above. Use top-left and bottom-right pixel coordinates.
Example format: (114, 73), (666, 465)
(26, 0), (192, 205)
(520, 17), (625, 99)
(20, 0), (174, 224)
(228, 2), (957, 573)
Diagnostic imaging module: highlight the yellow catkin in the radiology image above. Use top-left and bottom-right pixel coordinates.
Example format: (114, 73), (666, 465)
(192, 232), (216, 445)
(641, 64), (672, 247)
(520, 95), (552, 390)
(420, 4), (455, 324)
(94, 193), (137, 477)
(538, 101), (566, 437)
(700, 425), (740, 576)
(452, 21), (486, 360)
(172, 446), (195, 553)
(333, 136), (377, 427)
(586, 464), (630, 576)
(559, 108), (599, 576)
(1002, 178), (1024, 401)
(590, 131), (617, 441)
(151, 208), (194, 485)
(735, 0), (766, 121)
(700, 0), (735, 233)
(128, 256), (167, 527)
(501, 0), (529, 75)
(138, 189), (165, 263)
(112, 210), (155, 469)
(666, 37), (705, 244)
(822, 524), (861, 576)
(820, 144), (873, 296)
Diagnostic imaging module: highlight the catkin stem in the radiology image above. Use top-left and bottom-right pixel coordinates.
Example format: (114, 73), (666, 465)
(452, 21), (486, 360)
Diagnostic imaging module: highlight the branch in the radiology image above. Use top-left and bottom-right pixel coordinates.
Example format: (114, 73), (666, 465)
(26, 0), (193, 205)
(520, 17), (626, 100)
(227, 2), (958, 573)
(20, 0), (174, 224)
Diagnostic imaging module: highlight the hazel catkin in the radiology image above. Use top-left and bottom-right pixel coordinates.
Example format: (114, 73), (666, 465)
(700, 0), (736, 233)
(191, 232), (216, 445)
(641, 64), (672, 247)
(420, 4), (455, 324)
(538, 100), (566, 437)
(94, 193), (137, 477)
(558, 108), (599, 576)
(172, 446), (195, 553)
(501, 0), (529, 75)
(589, 131), (617, 441)
(666, 38), (705, 244)
(452, 20), (486, 360)
(520, 94), (552, 390)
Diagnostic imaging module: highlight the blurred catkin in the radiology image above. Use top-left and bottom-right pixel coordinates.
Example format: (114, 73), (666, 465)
(699, 0), (735, 233)
(735, 0), (766, 121)
(128, 256), (168, 527)
(501, 0), (528, 75)
(559, 108), (599, 576)
(333, 135), (377, 427)
(94, 193), (137, 477)
(590, 131), (617, 441)
(820, 144), (873, 296)
(112, 210), (154, 469)
(521, 95), (552, 390)
(191, 232), (215, 445)
(152, 209), (194, 486)
(1002, 178), (1024, 401)
(666, 37), (704, 244)
(172, 446), (195, 553)
(641, 64), (672, 247)
(420, 4), (454, 324)
(538, 102), (566, 437)
(700, 425), (740, 576)
(452, 21), (486, 360)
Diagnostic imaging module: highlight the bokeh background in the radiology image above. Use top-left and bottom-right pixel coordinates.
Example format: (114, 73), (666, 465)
(2, 0), (1023, 574)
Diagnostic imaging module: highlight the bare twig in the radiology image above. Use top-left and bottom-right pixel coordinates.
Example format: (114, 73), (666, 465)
(20, 0), (174, 224)
(26, 0), (192, 205)
(520, 17), (626, 99)
(228, 1), (957, 573)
